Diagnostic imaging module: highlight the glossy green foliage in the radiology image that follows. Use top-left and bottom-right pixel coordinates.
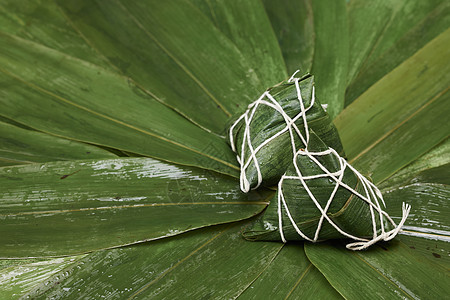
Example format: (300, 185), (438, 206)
(0, 0), (112, 70)
(0, 256), (85, 299)
(385, 183), (449, 239)
(0, 158), (271, 257)
(0, 121), (116, 166)
(379, 138), (450, 188)
(398, 235), (450, 268)
(192, 0), (288, 88)
(309, 0), (349, 120)
(305, 240), (448, 300)
(262, 0), (314, 74)
(263, 0), (349, 119)
(346, 0), (449, 105)
(0, 32), (239, 177)
(230, 75), (344, 189)
(335, 29), (450, 183)
(29, 222), (283, 299)
(56, 0), (287, 134)
(238, 244), (342, 299)
(0, 0), (449, 298)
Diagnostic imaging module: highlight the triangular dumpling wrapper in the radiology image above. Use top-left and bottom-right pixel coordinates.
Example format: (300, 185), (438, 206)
(229, 74), (344, 192)
(243, 131), (409, 250)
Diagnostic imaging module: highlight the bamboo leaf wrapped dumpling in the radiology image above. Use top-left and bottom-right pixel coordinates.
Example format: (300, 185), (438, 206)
(243, 131), (410, 250)
(229, 73), (344, 192)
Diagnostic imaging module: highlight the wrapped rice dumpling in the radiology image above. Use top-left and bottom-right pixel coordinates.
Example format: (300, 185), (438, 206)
(243, 131), (410, 250)
(229, 73), (344, 192)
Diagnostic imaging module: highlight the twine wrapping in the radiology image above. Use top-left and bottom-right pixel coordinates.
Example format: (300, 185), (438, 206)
(230, 71), (410, 250)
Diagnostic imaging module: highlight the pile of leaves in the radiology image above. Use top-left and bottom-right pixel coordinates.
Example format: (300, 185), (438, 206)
(0, 0), (448, 298)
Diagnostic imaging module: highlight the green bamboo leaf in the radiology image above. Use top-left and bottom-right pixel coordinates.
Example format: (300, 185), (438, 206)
(346, 1), (450, 105)
(305, 240), (449, 300)
(262, 0), (315, 75)
(404, 164), (449, 186)
(353, 87), (449, 184)
(383, 169), (450, 269)
(263, 0), (348, 119)
(346, 0), (445, 89)
(0, 0), (448, 297)
(382, 157), (450, 269)
(30, 222), (283, 299)
(56, 0), (278, 134)
(383, 183), (449, 244)
(0, 0), (111, 70)
(335, 28), (450, 182)
(192, 0), (288, 87)
(236, 244), (342, 299)
(0, 158), (271, 257)
(0, 256), (85, 299)
(397, 235), (450, 267)
(310, 0), (349, 119)
(379, 138), (450, 188)
(0, 259), (44, 272)
(0, 121), (116, 166)
(0, 32), (239, 176)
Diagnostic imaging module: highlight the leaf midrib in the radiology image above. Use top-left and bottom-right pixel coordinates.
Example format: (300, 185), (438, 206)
(57, 5), (223, 135)
(349, 86), (449, 166)
(233, 244), (285, 299)
(349, 2), (449, 98)
(127, 224), (233, 299)
(115, 0), (232, 117)
(0, 149), (81, 161)
(0, 67), (239, 172)
(1, 202), (270, 217)
(284, 263), (313, 300)
(352, 251), (415, 299)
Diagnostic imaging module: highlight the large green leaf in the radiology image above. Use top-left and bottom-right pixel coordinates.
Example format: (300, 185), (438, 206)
(264, 0), (349, 119)
(29, 221), (284, 299)
(0, 0), (448, 298)
(0, 32), (239, 177)
(305, 240), (449, 299)
(56, 0), (282, 134)
(335, 28), (450, 182)
(310, 0), (349, 119)
(382, 163), (450, 262)
(346, 0), (450, 105)
(397, 235), (450, 267)
(0, 158), (271, 257)
(237, 244), (342, 299)
(192, 0), (288, 87)
(353, 87), (448, 183)
(0, 256), (85, 299)
(379, 138), (450, 188)
(1, 229), (341, 299)
(384, 183), (449, 242)
(262, 0), (315, 75)
(0, 121), (116, 166)
(0, 0), (111, 70)
(346, 0), (445, 89)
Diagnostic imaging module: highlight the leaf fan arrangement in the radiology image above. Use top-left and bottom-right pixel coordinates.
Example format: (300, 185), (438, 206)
(0, 0), (449, 299)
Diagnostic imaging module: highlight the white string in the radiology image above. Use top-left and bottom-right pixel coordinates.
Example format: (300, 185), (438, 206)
(229, 70), (411, 250)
